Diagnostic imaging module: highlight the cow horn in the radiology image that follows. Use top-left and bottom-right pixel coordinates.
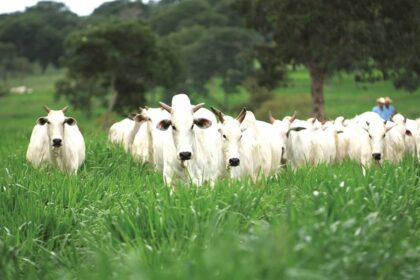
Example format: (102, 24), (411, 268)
(192, 103), (205, 113)
(43, 105), (51, 113)
(236, 107), (247, 124)
(290, 111), (297, 123)
(268, 111), (276, 124)
(61, 106), (69, 113)
(159, 102), (172, 113)
(210, 107), (224, 123)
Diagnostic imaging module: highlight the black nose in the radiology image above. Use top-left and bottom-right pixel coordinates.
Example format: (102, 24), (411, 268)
(229, 158), (240, 167)
(179, 151), (192, 160)
(372, 153), (381, 160)
(52, 138), (62, 146)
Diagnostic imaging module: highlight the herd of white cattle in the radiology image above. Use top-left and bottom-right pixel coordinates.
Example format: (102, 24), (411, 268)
(27, 94), (420, 186)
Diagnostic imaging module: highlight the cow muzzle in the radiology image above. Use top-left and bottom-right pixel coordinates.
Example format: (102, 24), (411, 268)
(372, 153), (381, 161)
(229, 158), (240, 167)
(179, 151), (192, 161)
(52, 138), (62, 147)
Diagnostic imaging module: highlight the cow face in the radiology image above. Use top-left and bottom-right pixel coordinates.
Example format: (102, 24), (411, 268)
(37, 106), (76, 148)
(364, 120), (393, 163)
(159, 95), (211, 161)
(212, 108), (247, 168)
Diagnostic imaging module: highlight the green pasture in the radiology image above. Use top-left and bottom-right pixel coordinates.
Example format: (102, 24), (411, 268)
(0, 70), (419, 279)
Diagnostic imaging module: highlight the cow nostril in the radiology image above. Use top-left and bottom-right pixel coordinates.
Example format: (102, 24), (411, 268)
(179, 151), (192, 160)
(229, 158), (240, 166)
(372, 153), (381, 160)
(52, 139), (62, 146)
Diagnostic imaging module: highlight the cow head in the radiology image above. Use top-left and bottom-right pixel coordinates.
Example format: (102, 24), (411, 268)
(158, 94), (212, 161)
(37, 105), (76, 148)
(211, 107), (247, 168)
(364, 120), (395, 163)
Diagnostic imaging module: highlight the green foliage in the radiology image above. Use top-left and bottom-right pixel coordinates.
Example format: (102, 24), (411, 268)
(149, 0), (259, 108)
(92, 0), (148, 19)
(56, 19), (183, 116)
(0, 42), (32, 80)
(0, 1), (79, 71)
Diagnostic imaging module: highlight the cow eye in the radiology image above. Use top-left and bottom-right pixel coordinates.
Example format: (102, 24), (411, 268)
(368, 134), (372, 139)
(172, 125), (176, 130)
(383, 134), (386, 138)
(223, 134), (227, 139)
(191, 124), (194, 130)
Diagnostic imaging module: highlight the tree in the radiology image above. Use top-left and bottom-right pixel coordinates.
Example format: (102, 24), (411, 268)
(0, 1), (79, 71)
(56, 19), (183, 126)
(235, 0), (384, 120)
(92, 0), (148, 19)
(148, 0), (259, 108)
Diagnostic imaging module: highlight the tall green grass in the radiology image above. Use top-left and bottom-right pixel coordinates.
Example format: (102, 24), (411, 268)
(1, 70), (419, 279)
(1, 135), (419, 279)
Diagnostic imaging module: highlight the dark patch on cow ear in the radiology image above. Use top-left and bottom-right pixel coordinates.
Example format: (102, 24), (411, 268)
(65, 117), (77, 126)
(406, 129), (413, 136)
(157, 119), (171, 131)
(37, 117), (48, 125)
(194, 118), (212, 129)
(133, 114), (146, 123)
(286, 127), (307, 137)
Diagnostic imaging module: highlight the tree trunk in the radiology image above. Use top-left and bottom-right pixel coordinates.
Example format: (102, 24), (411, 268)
(308, 65), (325, 121)
(104, 76), (118, 129)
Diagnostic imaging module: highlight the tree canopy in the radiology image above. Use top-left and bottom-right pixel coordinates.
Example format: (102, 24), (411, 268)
(56, 19), (183, 125)
(0, 1), (79, 71)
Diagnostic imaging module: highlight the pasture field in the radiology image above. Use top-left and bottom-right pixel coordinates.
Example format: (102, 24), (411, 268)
(1, 70), (420, 279)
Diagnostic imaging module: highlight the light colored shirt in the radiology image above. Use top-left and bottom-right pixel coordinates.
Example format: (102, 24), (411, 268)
(372, 106), (388, 120)
(383, 105), (396, 121)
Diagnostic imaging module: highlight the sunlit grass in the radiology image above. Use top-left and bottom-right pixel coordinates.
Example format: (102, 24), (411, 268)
(0, 70), (419, 279)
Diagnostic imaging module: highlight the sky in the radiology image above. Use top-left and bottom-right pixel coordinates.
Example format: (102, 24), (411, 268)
(0, 0), (145, 16)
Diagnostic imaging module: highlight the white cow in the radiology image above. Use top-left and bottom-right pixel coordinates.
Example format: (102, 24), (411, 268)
(159, 94), (223, 186)
(333, 116), (348, 162)
(286, 119), (316, 169)
(269, 111), (297, 165)
(384, 121), (406, 163)
(416, 119), (420, 161)
(392, 113), (418, 156)
(131, 107), (170, 171)
(345, 113), (402, 166)
(108, 114), (142, 152)
(211, 107), (254, 180)
(26, 106), (85, 174)
(242, 111), (276, 177)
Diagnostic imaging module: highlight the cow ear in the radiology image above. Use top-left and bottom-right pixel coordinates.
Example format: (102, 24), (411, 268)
(194, 118), (212, 129)
(406, 129), (412, 136)
(65, 117), (77, 126)
(157, 119), (171, 131)
(127, 113), (136, 120)
(133, 114), (146, 122)
(37, 117), (48, 125)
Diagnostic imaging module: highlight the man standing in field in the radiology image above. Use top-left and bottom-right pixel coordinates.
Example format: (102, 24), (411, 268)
(383, 96), (396, 120)
(372, 97), (387, 120)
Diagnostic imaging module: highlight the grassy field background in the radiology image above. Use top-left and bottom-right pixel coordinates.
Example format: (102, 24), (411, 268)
(1, 70), (420, 279)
